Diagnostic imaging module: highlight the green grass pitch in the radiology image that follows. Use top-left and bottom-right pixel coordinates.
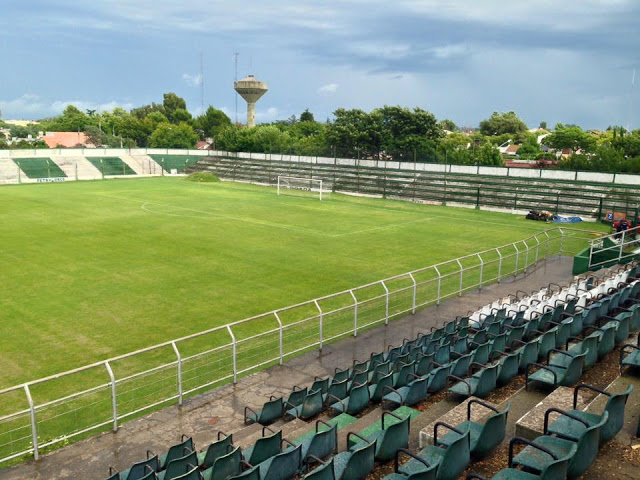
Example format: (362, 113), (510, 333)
(0, 177), (607, 390)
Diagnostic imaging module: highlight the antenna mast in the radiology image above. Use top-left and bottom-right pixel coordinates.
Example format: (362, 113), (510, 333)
(200, 51), (204, 114)
(234, 52), (239, 125)
(628, 69), (636, 132)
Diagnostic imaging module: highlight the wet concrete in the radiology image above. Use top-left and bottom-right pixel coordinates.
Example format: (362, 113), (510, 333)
(0, 256), (577, 480)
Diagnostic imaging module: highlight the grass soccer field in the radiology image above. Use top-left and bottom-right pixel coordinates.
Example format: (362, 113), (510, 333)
(0, 177), (607, 390)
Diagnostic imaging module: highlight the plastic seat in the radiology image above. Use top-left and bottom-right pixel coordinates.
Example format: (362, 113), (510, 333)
(547, 384), (634, 444)
(171, 466), (201, 480)
(159, 436), (195, 470)
(323, 379), (348, 406)
(201, 446), (242, 480)
(348, 411), (410, 462)
(369, 372), (393, 403)
(287, 387), (309, 408)
(448, 363), (499, 398)
(496, 352), (519, 386)
(329, 382), (370, 415)
(382, 374), (429, 407)
(158, 450), (197, 480)
(426, 364), (450, 393)
(399, 422), (470, 480)
(198, 433), (233, 469)
(438, 400), (510, 460)
(525, 352), (586, 390)
(565, 335), (598, 370)
(257, 443), (302, 480)
(311, 377), (330, 395)
(449, 353), (472, 378)
(303, 458), (335, 480)
(620, 337), (640, 373)
(583, 324), (615, 359)
(296, 421), (337, 467)
(119, 453), (160, 480)
(288, 389), (324, 419)
(512, 409), (608, 479)
(382, 448), (437, 480)
(393, 361), (417, 388)
(513, 340), (538, 371)
(466, 436), (572, 480)
(244, 397), (284, 425)
(242, 429), (282, 466)
(470, 342), (490, 365)
(332, 439), (376, 480)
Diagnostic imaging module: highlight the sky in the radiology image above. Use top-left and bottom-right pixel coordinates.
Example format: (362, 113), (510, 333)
(1, 0), (639, 129)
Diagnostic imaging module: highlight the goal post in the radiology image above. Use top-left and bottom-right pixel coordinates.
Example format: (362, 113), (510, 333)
(277, 176), (324, 200)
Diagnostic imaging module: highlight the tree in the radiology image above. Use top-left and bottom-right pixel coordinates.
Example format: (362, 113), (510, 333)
(149, 122), (198, 148)
(474, 142), (504, 166)
(479, 111), (528, 136)
(300, 109), (315, 122)
(376, 106), (442, 161)
(163, 93), (188, 123)
(545, 127), (596, 153)
(42, 105), (94, 132)
(439, 119), (457, 131)
(517, 133), (542, 157)
(539, 121), (547, 130)
(131, 102), (165, 119)
(194, 107), (232, 138)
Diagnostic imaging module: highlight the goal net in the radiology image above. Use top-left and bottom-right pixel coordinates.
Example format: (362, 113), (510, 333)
(277, 176), (325, 200)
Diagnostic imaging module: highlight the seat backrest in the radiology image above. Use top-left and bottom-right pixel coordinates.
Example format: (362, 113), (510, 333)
(372, 360), (391, 377)
(613, 313), (631, 344)
(162, 437), (194, 469)
(346, 383), (370, 414)
(288, 387), (309, 408)
(437, 428), (470, 480)
(597, 325), (616, 358)
(371, 372), (393, 402)
(538, 453), (570, 480)
(395, 361), (416, 388)
(450, 353), (472, 378)
(259, 397), (284, 424)
(433, 345), (450, 365)
(473, 403), (510, 459)
(427, 364), (450, 393)
(247, 430), (282, 465)
(476, 364), (499, 397)
(125, 455), (160, 480)
(304, 458), (335, 480)
(496, 353), (519, 385)
(201, 434), (233, 469)
(311, 378), (329, 394)
(517, 341), (539, 370)
(229, 465), (260, 480)
(171, 466), (201, 480)
(341, 440), (376, 480)
(306, 425), (337, 463)
(567, 411), (609, 478)
(302, 389), (324, 418)
(538, 330), (556, 360)
(600, 385), (634, 443)
(163, 451), (198, 480)
(333, 369), (350, 384)
(405, 376), (429, 405)
(471, 342), (490, 365)
(210, 446), (242, 480)
(416, 354), (434, 376)
(376, 416), (409, 461)
(327, 379), (348, 401)
(350, 370), (368, 387)
(562, 352), (586, 386)
(262, 444), (302, 480)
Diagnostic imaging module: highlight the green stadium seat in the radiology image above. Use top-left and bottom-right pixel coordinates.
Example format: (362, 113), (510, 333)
(495, 352), (519, 386)
(158, 450), (198, 480)
(525, 351), (586, 390)
(287, 388), (324, 419)
(513, 339), (539, 371)
(303, 458), (335, 480)
(382, 449), (437, 480)
(448, 363), (499, 398)
(287, 386), (309, 408)
(242, 429), (282, 466)
(620, 337), (640, 373)
(437, 400), (510, 460)
(329, 382), (370, 415)
(323, 379), (349, 406)
(119, 452), (160, 480)
(369, 372), (394, 402)
(512, 409), (608, 479)
(244, 396), (284, 425)
(546, 384), (633, 444)
(348, 411), (410, 462)
(296, 421), (337, 467)
(228, 465), (260, 480)
(201, 446), (242, 480)
(399, 421), (470, 480)
(171, 466), (200, 480)
(198, 432), (233, 469)
(382, 374), (429, 408)
(332, 439), (376, 480)
(257, 443), (302, 480)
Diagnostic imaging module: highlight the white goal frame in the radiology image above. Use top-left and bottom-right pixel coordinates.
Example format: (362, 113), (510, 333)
(277, 176), (324, 200)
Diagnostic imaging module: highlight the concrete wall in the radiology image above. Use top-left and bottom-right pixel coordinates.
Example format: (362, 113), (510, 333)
(1, 148), (639, 187)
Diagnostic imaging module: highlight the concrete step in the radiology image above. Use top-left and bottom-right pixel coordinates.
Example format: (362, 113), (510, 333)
(232, 417), (309, 449)
(336, 406), (385, 451)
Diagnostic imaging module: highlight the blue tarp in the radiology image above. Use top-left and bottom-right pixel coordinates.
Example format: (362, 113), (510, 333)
(553, 215), (583, 223)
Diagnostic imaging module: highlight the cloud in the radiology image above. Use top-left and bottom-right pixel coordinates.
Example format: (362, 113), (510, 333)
(182, 73), (203, 87)
(0, 94), (134, 119)
(317, 83), (339, 95)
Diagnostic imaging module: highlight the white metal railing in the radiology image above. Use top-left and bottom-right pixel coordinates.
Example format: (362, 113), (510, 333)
(588, 226), (640, 270)
(0, 227), (596, 464)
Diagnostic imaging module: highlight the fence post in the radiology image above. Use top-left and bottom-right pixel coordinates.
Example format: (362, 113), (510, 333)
(496, 248), (503, 282)
(544, 230), (551, 258)
(24, 385), (38, 460)
(313, 300), (323, 350)
(227, 326), (237, 383)
(381, 281), (389, 325)
(408, 273), (417, 314)
(619, 229), (626, 261)
(434, 266), (442, 304)
(171, 342), (183, 405)
(274, 312), (283, 363)
(559, 228), (565, 256)
(104, 362), (118, 430)
(476, 254), (484, 290)
(513, 243), (520, 277)
(350, 290), (358, 336)
(523, 240), (529, 273)
(534, 236), (540, 264)
(589, 240), (595, 269)
(456, 259), (463, 296)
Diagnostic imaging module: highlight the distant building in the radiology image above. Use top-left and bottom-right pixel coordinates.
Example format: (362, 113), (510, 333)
(41, 132), (96, 148)
(504, 144), (521, 156)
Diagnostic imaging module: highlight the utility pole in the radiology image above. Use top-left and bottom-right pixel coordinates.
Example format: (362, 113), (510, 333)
(200, 50), (205, 114)
(233, 52), (239, 125)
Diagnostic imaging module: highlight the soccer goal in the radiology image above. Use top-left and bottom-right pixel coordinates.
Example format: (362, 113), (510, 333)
(277, 176), (325, 200)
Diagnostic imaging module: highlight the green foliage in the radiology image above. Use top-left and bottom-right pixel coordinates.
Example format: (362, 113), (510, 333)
(150, 122), (198, 148)
(40, 105), (95, 132)
(10, 139), (49, 149)
(163, 93), (188, 123)
(479, 111), (528, 136)
(518, 133), (542, 157)
(439, 119), (457, 131)
(9, 124), (39, 139)
(300, 108), (315, 122)
(539, 121), (547, 130)
(186, 172), (220, 182)
(0, 135), (8, 149)
(544, 126), (596, 153)
(193, 107), (232, 139)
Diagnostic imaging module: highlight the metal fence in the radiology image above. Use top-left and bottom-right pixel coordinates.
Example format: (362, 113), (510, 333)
(587, 226), (640, 270)
(0, 227), (595, 464)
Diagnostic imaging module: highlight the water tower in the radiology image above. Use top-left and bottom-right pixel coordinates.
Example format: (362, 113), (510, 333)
(234, 75), (268, 128)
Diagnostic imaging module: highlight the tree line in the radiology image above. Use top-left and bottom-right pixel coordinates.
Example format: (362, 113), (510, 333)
(2, 96), (640, 173)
